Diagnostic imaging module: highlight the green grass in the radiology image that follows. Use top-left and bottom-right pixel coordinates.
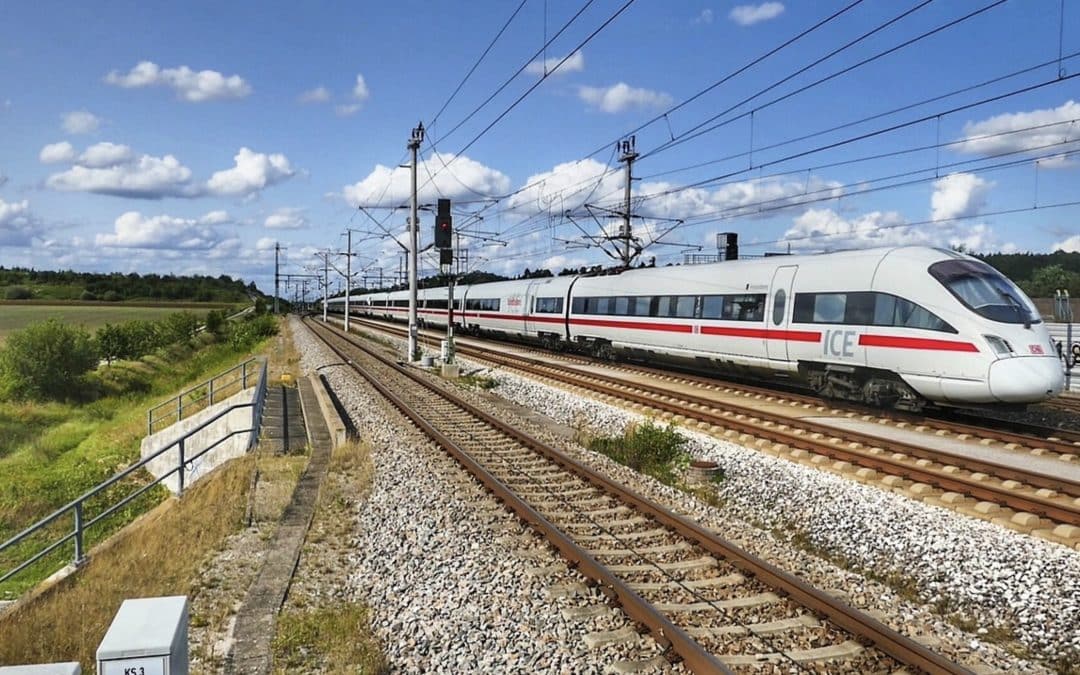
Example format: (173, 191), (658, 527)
(0, 335), (272, 597)
(0, 304), (195, 343)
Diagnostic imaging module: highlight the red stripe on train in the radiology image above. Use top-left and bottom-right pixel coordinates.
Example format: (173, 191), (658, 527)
(858, 334), (978, 352)
(701, 326), (821, 342)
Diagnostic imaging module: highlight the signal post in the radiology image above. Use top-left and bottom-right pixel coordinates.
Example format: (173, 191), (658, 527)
(435, 198), (457, 374)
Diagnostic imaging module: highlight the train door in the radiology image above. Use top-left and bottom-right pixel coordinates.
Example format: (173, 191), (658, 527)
(523, 280), (539, 334)
(766, 265), (798, 362)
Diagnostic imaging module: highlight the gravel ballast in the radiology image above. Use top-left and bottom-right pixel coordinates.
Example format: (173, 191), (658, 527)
(303, 318), (1079, 672)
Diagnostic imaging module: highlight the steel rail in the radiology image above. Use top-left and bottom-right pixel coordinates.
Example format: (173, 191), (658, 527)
(309, 317), (971, 674)
(470, 349), (1080, 525)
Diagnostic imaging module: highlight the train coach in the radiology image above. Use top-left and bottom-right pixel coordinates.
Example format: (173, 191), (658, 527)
(326, 246), (1065, 410)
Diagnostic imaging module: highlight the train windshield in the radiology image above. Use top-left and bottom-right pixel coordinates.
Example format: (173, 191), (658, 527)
(929, 259), (1040, 325)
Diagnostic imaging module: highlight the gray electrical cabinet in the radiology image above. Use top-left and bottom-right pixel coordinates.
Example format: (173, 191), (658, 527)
(96, 596), (188, 675)
(0, 664), (81, 675)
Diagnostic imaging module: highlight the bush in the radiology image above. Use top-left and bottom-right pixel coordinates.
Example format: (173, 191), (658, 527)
(587, 419), (690, 486)
(204, 309), (225, 336)
(5, 286), (32, 300)
(102, 290), (122, 302)
(0, 319), (99, 400)
(79, 290), (97, 301)
(229, 314), (278, 350)
(158, 311), (200, 345)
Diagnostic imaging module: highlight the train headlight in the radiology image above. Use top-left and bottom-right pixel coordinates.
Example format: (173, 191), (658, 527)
(984, 334), (1014, 356)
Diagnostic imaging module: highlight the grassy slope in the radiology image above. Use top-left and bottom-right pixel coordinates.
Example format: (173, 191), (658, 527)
(0, 337), (269, 597)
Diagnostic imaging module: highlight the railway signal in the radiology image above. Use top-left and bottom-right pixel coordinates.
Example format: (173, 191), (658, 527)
(435, 198), (452, 249)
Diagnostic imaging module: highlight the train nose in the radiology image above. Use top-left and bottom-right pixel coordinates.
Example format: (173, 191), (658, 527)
(987, 356), (1066, 403)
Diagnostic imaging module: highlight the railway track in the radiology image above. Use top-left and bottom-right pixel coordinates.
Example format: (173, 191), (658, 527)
(303, 316), (971, 673)
(335, 316), (1080, 534)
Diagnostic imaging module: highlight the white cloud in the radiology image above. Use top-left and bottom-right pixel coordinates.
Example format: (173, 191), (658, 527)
(955, 100), (1080, 166)
(930, 173), (991, 221)
(525, 51), (585, 77)
(1052, 234), (1080, 253)
(299, 86), (331, 103)
(205, 147), (295, 198)
(508, 158), (622, 214)
(729, 2), (785, 26)
(693, 9), (714, 25)
(578, 83), (673, 113)
(40, 141), (76, 164)
(61, 110), (102, 134)
(0, 197), (36, 246)
(256, 237), (278, 251)
(95, 210), (231, 249)
(352, 73), (370, 101)
(335, 103), (362, 117)
(343, 152), (510, 206)
(782, 207), (1013, 253)
(47, 153), (195, 199)
(78, 142), (134, 168)
(264, 207), (308, 229)
(104, 61), (252, 102)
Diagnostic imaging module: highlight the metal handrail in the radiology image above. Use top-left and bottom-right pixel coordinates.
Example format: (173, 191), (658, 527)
(1, 359), (268, 587)
(147, 357), (260, 434)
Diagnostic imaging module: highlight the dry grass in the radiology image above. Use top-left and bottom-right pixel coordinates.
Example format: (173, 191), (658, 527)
(0, 455), (256, 668)
(271, 439), (385, 673)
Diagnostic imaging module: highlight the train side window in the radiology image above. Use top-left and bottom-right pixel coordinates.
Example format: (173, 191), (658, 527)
(654, 296), (675, 317)
(614, 296), (630, 316)
(813, 294), (845, 323)
(844, 292), (875, 325)
(572, 297), (585, 314)
(701, 295), (724, 319)
(675, 295), (696, 318)
(628, 296), (647, 316)
(772, 289), (786, 325)
(534, 297), (562, 313)
(893, 298), (953, 332)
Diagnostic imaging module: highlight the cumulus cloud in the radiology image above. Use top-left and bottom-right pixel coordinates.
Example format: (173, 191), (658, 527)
(782, 207), (1012, 253)
(343, 152), (511, 206)
(955, 100), (1080, 166)
(264, 207), (308, 229)
(525, 51), (585, 77)
(930, 173), (991, 222)
(1052, 234), (1080, 253)
(40, 141), (76, 164)
(0, 197), (36, 246)
(47, 153), (196, 199)
(729, 2), (785, 26)
(78, 142), (134, 168)
(205, 148), (295, 198)
(639, 175), (844, 221)
(95, 210), (231, 249)
(578, 83), (673, 113)
(104, 61), (252, 102)
(256, 237), (278, 251)
(299, 86), (331, 103)
(61, 110), (102, 134)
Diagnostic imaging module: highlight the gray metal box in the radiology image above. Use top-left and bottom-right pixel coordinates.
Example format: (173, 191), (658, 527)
(0, 665), (81, 675)
(96, 596), (188, 675)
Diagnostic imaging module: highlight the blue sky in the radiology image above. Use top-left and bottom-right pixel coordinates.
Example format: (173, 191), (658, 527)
(1, 0), (1078, 295)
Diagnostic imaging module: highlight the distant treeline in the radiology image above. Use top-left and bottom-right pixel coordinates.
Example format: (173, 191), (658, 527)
(0, 267), (262, 303)
(976, 251), (1080, 297)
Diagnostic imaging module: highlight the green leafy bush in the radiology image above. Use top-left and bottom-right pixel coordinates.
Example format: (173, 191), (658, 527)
(0, 319), (99, 400)
(228, 314), (278, 350)
(586, 419), (690, 486)
(101, 290), (122, 302)
(4, 286), (32, 300)
(79, 290), (97, 301)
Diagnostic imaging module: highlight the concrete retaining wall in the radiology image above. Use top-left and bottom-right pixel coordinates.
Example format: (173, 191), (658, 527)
(140, 388), (256, 494)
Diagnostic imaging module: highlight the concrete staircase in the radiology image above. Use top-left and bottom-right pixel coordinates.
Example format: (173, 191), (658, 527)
(257, 384), (307, 454)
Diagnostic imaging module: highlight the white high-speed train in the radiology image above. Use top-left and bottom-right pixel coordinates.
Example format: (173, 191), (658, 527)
(325, 246), (1065, 410)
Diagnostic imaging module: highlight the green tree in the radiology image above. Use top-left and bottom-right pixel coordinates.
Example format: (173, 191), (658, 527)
(0, 319), (99, 400)
(158, 311), (200, 345)
(1021, 265), (1080, 298)
(4, 286), (32, 300)
(96, 323), (131, 365)
(204, 309), (225, 336)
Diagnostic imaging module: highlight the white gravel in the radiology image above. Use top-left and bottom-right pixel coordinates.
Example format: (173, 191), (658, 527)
(292, 318), (680, 674)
